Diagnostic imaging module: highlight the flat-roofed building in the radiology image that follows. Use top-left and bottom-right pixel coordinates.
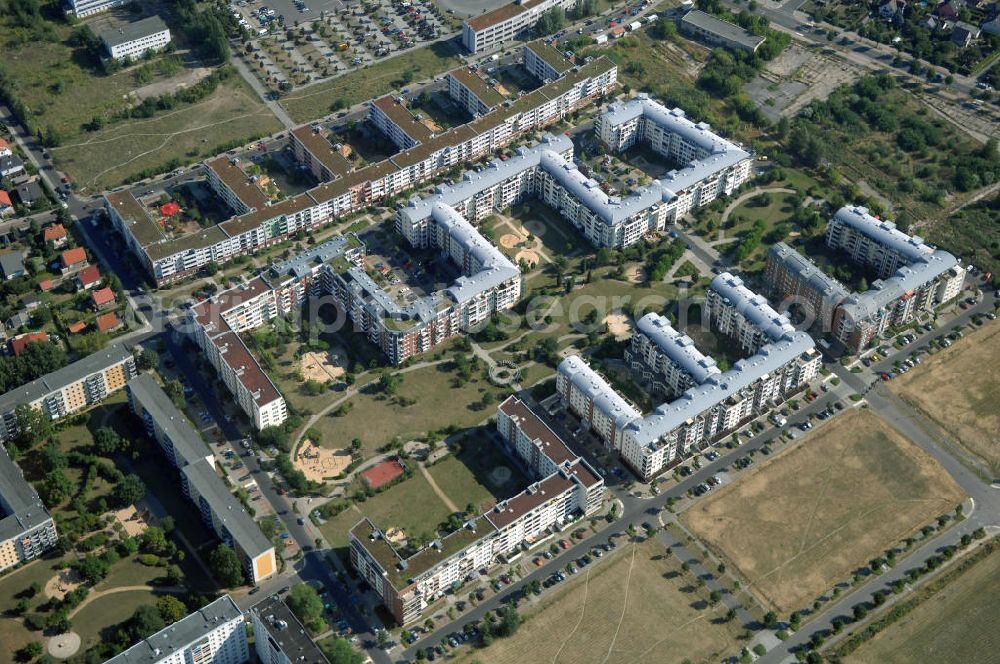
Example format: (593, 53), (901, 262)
(461, 0), (576, 53)
(446, 67), (508, 117)
(0, 344), (135, 442)
(102, 595), (248, 664)
(68, 0), (128, 17)
(523, 39), (573, 81)
(126, 375), (276, 585)
(249, 595), (329, 664)
(99, 16), (171, 62)
(350, 397), (602, 624)
(0, 446), (56, 571)
(679, 10), (765, 53)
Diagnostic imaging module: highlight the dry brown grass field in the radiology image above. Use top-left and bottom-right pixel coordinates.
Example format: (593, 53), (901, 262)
(682, 409), (965, 614)
(452, 539), (745, 664)
(893, 322), (1000, 478)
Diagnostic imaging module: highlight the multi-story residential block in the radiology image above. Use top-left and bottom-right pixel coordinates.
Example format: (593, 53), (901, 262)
(625, 312), (720, 398)
(106, 57), (617, 286)
(350, 397), (602, 624)
(679, 10), (766, 53)
(764, 242), (850, 332)
(0, 446), (56, 572)
(0, 344), (135, 442)
(369, 96), (436, 151)
(522, 39), (573, 82)
(766, 207), (965, 352)
(99, 16), (171, 62)
(249, 595), (329, 664)
(68, 0), (128, 17)
(186, 279), (288, 430)
(103, 595), (249, 664)
(461, 0), (576, 53)
(205, 156), (276, 216)
(558, 274), (819, 480)
(446, 67), (509, 117)
(126, 374), (276, 585)
(825, 205), (934, 280)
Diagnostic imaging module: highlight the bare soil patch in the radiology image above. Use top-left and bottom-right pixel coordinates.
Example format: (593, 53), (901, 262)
(499, 233), (523, 249)
(294, 439), (352, 483)
(604, 312), (633, 340)
(625, 265), (644, 283)
(112, 504), (152, 539)
(893, 323), (1000, 477)
(515, 249), (540, 267)
(45, 569), (83, 601)
(300, 350), (346, 383)
(682, 409), (966, 614)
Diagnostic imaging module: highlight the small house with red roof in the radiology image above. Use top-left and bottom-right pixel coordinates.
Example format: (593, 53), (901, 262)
(38, 279), (54, 292)
(76, 265), (102, 290)
(0, 190), (13, 218)
(95, 311), (122, 333)
(9, 331), (49, 356)
(43, 223), (68, 248)
(0, 138), (11, 158)
(91, 287), (116, 311)
(61, 247), (88, 272)
(67, 320), (87, 334)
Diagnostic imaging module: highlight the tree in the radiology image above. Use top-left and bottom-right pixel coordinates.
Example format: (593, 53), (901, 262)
(136, 349), (159, 371)
(93, 427), (123, 455)
(319, 638), (364, 664)
(852, 604), (868, 621)
(709, 590), (721, 605)
(113, 473), (146, 507)
(762, 610), (778, 629)
(156, 595), (188, 623)
(15, 642), (42, 662)
(286, 583), (324, 631)
(207, 544), (245, 587)
(130, 604), (165, 641)
(39, 443), (67, 472)
(40, 469), (74, 506)
(141, 527), (168, 554)
(13, 404), (52, 450)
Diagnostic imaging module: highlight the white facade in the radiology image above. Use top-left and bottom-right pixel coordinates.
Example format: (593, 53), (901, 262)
(68, 0), (128, 17)
(461, 0), (576, 53)
(102, 19), (172, 62)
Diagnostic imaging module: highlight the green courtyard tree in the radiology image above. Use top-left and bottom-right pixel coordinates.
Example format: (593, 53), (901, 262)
(207, 544), (245, 587)
(286, 583), (324, 632)
(156, 595), (188, 624)
(113, 474), (146, 507)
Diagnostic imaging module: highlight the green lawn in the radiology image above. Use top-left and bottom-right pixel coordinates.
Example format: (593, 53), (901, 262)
(426, 436), (530, 515)
(279, 42), (461, 124)
(51, 78), (281, 193)
(72, 589), (161, 651)
(310, 361), (511, 456)
(0, 555), (71, 614)
(318, 472), (455, 551)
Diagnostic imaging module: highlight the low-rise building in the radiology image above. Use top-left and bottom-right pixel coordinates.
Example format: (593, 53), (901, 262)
(44, 223), (68, 248)
(0, 190), (13, 218)
(679, 9), (766, 53)
(9, 331), (49, 356)
(99, 16), (171, 62)
(68, 0), (129, 17)
(102, 595), (249, 664)
(126, 374), (276, 584)
(0, 252), (25, 280)
(0, 344), (135, 442)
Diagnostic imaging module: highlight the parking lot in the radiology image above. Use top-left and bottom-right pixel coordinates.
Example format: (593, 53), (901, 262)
(236, 0), (450, 92)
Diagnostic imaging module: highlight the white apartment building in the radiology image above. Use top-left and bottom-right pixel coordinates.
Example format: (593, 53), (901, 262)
(103, 596), (249, 664)
(522, 39), (573, 82)
(350, 397), (602, 624)
(99, 16), (171, 62)
(446, 67), (508, 117)
(461, 0), (576, 53)
(0, 344), (135, 442)
(626, 312), (720, 398)
(557, 274), (820, 480)
(767, 206), (965, 353)
(68, 0), (128, 17)
(106, 57), (616, 286)
(706, 273), (798, 355)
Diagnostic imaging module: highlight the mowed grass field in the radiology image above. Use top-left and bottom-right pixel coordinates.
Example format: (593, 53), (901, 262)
(279, 42), (461, 124)
(681, 409), (965, 614)
(51, 79), (281, 192)
(843, 545), (1000, 664)
(893, 322), (1000, 478)
(453, 539), (745, 664)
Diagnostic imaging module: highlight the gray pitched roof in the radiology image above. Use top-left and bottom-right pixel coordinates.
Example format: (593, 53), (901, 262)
(635, 312), (720, 384)
(127, 374), (211, 467)
(558, 355), (643, 429)
(710, 272), (796, 341)
(768, 242), (850, 301)
(0, 445), (52, 542)
(0, 252), (25, 278)
(832, 206), (932, 263)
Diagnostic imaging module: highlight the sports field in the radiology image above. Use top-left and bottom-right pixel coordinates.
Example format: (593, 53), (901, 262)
(453, 539), (745, 664)
(842, 544), (1000, 664)
(682, 409), (965, 614)
(893, 322), (1000, 478)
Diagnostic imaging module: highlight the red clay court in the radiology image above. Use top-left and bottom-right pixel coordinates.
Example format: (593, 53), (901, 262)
(362, 459), (405, 489)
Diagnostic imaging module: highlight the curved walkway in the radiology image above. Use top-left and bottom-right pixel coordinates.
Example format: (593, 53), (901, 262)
(67, 584), (185, 619)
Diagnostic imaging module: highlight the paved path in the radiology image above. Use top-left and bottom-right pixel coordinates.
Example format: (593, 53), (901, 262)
(717, 187), (796, 237)
(231, 55), (296, 129)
